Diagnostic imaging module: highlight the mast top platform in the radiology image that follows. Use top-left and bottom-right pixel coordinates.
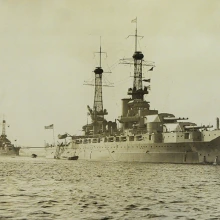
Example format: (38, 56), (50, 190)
(133, 51), (144, 60)
(94, 67), (103, 74)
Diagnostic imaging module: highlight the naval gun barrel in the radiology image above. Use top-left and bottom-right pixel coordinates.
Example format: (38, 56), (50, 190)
(184, 125), (213, 130)
(163, 117), (188, 120)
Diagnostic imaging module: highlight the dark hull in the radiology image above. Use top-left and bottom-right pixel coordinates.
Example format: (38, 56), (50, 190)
(0, 148), (20, 156)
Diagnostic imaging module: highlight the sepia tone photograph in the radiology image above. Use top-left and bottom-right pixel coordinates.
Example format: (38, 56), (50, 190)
(0, 0), (220, 219)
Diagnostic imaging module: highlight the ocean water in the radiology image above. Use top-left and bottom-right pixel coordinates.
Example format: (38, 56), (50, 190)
(0, 157), (220, 220)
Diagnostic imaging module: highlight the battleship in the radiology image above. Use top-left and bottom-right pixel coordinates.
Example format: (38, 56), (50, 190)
(0, 119), (20, 156)
(46, 21), (220, 164)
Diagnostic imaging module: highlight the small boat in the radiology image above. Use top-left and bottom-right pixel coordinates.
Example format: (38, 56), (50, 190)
(68, 156), (78, 160)
(31, 154), (37, 158)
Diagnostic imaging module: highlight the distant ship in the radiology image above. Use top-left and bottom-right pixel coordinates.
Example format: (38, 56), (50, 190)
(46, 20), (220, 164)
(0, 119), (20, 156)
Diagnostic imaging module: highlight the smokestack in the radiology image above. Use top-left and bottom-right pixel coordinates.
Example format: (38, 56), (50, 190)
(216, 117), (219, 130)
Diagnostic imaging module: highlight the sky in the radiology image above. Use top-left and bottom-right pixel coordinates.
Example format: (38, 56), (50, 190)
(0, 0), (220, 147)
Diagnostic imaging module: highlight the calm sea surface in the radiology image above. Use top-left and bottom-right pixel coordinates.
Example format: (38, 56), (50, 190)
(0, 157), (220, 220)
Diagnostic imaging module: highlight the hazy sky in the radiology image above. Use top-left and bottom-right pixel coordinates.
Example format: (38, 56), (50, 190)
(0, 0), (220, 147)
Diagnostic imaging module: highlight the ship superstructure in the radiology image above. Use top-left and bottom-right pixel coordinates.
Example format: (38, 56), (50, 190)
(118, 19), (157, 133)
(46, 20), (220, 164)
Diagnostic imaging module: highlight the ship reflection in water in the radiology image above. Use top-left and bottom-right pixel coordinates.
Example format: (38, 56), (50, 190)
(1, 157), (220, 219)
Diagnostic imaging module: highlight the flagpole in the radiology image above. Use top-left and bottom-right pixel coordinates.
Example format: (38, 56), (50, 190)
(53, 125), (55, 147)
(131, 17), (138, 52)
(135, 17), (137, 52)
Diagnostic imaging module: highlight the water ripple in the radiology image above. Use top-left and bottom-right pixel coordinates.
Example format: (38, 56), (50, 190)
(1, 157), (220, 219)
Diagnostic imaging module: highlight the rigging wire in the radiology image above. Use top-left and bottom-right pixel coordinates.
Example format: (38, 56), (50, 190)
(113, 76), (131, 86)
(93, 54), (100, 67)
(138, 39), (142, 52)
(102, 74), (114, 87)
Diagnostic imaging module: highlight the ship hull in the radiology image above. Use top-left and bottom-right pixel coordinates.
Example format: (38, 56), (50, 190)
(0, 148), (20, 156)
(45, 137), (220, 164)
